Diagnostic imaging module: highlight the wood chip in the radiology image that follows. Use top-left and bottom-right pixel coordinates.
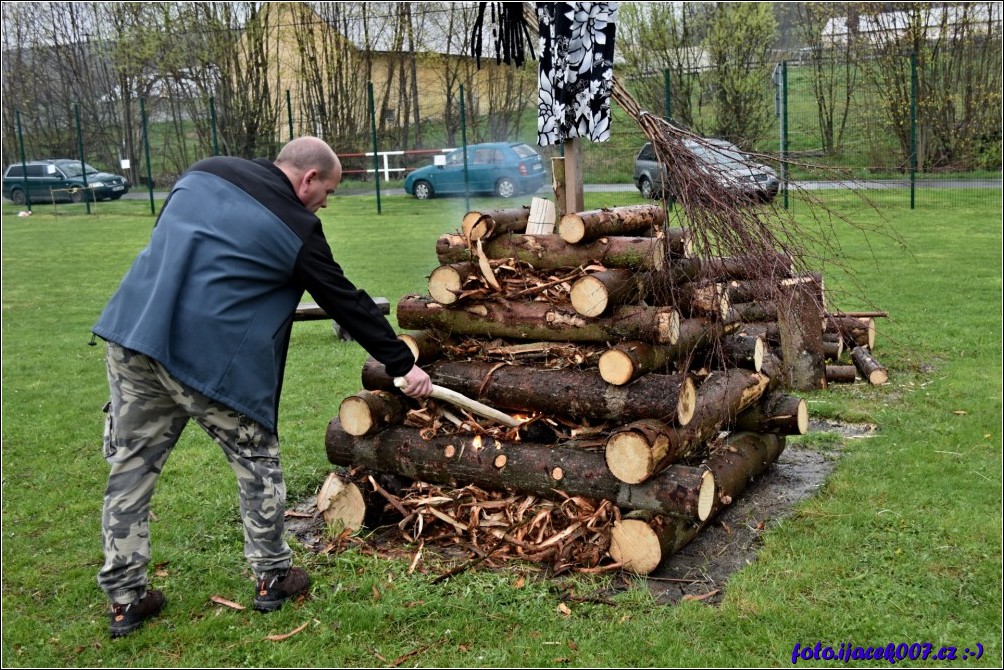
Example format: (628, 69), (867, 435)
(210, 595), (245, 611)
(264, 621), (309, 641)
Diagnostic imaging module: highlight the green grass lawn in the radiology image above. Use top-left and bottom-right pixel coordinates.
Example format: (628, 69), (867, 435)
(1, 190), (1001, 667)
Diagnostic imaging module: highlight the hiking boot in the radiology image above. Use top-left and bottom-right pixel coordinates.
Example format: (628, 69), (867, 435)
(108, 589), (166, 638)
(253, 567), (310, 612)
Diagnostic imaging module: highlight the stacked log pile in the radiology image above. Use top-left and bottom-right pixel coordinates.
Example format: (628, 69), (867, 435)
(323, 203), (880, 576)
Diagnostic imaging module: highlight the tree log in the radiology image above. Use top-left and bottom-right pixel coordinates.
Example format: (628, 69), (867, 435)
(399, 331), (445, 364)
(338, 390), (410, 437)
(718, 333), (765, 372)
(570, 269), (645, 317)
(825, 316), (875, 350)
(462, 206), (531, 241)
(609, 514), (698, 575)
(551, 158), (566, 219)
(612, 432), (786, 573)
(604, 369), (770, 484)
(598, 318), (723, 385)
(325, 421), (716, 521)
(668, 253), (794, 284)
(397, 295), (681, 345)
(850, 346), (888, 385)
(436, 233), (667, 272)
(825, 365), (857, 384)
(428, 262), (478, 305)
(362, 358), (697, 426)
(556, 204), (666, 244)
(822, 338), (844, 360)
(703, 432), (786, 519)
(776, 283), (827, 391)
(316, 472), (366, 533)
(733, 392), (808, 435)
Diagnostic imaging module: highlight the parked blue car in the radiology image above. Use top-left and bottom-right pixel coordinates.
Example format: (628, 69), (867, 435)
(404, 142), (547, 199)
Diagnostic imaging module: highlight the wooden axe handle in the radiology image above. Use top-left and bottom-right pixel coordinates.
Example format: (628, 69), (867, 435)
(394, 377), (522, 427)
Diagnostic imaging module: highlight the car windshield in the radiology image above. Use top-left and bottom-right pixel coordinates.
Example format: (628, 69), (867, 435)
(57, 162), (101, 177)
(690, 143), (749, 170)
(511, 144), (537, 159)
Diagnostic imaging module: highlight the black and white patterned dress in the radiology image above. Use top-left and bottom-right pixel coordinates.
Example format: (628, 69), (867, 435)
(536, 2), (619, 147)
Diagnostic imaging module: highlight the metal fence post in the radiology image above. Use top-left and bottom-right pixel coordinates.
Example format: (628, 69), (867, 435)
(782, 61), (789, 211)
(15, 110), (31, 211)
(910, 51), (917, 210)
(74, 102), (91, 214)
(209, 96), (219, 156)
(368, 81), (382, 215)
(460, 83), (470, 212)
(140, 97), (156, 215)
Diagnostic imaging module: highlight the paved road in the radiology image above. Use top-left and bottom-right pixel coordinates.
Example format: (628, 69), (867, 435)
(122, 178), (1001, 201)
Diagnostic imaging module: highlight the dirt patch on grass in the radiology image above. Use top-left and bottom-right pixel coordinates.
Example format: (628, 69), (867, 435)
(289, 420), (875, 605)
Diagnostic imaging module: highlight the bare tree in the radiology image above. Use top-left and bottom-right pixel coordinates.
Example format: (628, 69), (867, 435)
(792, 2), (862, 156)
(704, 2), (778, 148)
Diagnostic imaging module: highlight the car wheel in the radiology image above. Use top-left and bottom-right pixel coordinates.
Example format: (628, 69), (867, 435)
(495, 177), (516, 198)
(10, 188), (26, 206)
(413, 180), (433, 200)
(639, 177), (654, 199)
(110, 194), (124, 201)
(70, 189), (84, 204)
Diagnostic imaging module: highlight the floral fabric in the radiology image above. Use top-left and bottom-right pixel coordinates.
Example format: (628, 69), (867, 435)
(536, 2), (619, 147)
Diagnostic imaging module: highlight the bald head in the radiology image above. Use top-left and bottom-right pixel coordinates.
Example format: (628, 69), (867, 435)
(275, 136), (342, 212)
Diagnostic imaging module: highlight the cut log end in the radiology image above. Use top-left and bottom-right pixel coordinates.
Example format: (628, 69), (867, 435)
(605, 431), (657, 485)
(428, 266), (464, 305)
(400, 334), (421, 362)
(868, 369), (889, 385)
(598, 349), (635, 386)
(570, 275), (609, 317)
(696, 469), (716, 522)
(796, 398), (809, 435)
(753, 336), (765, 372)
(677, 376), (697, 427)
(461, 211), (483, 238)
(609, 519), (662, 575)
(557, 214), (586, 244)
(494, 454), (508, 469)
(316, 472), (366, 533)
(338, 396), (375, 437)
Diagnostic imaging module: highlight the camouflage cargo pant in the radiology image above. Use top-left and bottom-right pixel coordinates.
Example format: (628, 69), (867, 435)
(97, 342), (291, 605)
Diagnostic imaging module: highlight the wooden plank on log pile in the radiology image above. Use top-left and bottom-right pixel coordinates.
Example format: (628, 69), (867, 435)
(397, 295), (681, 345)
(361, 358), (697, 427)
(325, 420), (717, 521)
(556, 204), (666, 244)
(436, 233), (671, 271)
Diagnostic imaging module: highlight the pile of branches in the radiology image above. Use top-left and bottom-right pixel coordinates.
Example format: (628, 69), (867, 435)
(393, 481), (621, 576)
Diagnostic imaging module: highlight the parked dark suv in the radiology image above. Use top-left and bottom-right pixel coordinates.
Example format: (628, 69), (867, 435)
(634, 139), (779, 203)
(2, 159), (130, 204)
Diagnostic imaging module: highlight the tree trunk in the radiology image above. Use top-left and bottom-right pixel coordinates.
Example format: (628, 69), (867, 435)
(776, 283), (827, 391)
(825, 364), (857, 384)
(597, 318), (723, 385)
(668, 253), (794, 284)
(462, 206), (532, 241)
(850, 346), (888, 385)
(398, 331), (444, 364)
(436, 233), (667, 272)
(733, 392), (808, 434)
(609, 514), (698, 575)
(325, 421), (716, 521)
(551, 158), (566, 219)
(604, 368), (770, 484)
(718, 333), (765, 372)
(338, 390), (411, 437)
(556, 204), (668, 244)
(703, 432), (786, 519)
(822, 338), (844, 360)
(570, 269), (646, 317)
(825, 316), (875, 350)
(397, 295), (682, 345)
(361, 358), (698, 427)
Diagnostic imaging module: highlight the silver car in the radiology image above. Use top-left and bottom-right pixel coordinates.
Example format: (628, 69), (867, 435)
(634, 139), (779, 203)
